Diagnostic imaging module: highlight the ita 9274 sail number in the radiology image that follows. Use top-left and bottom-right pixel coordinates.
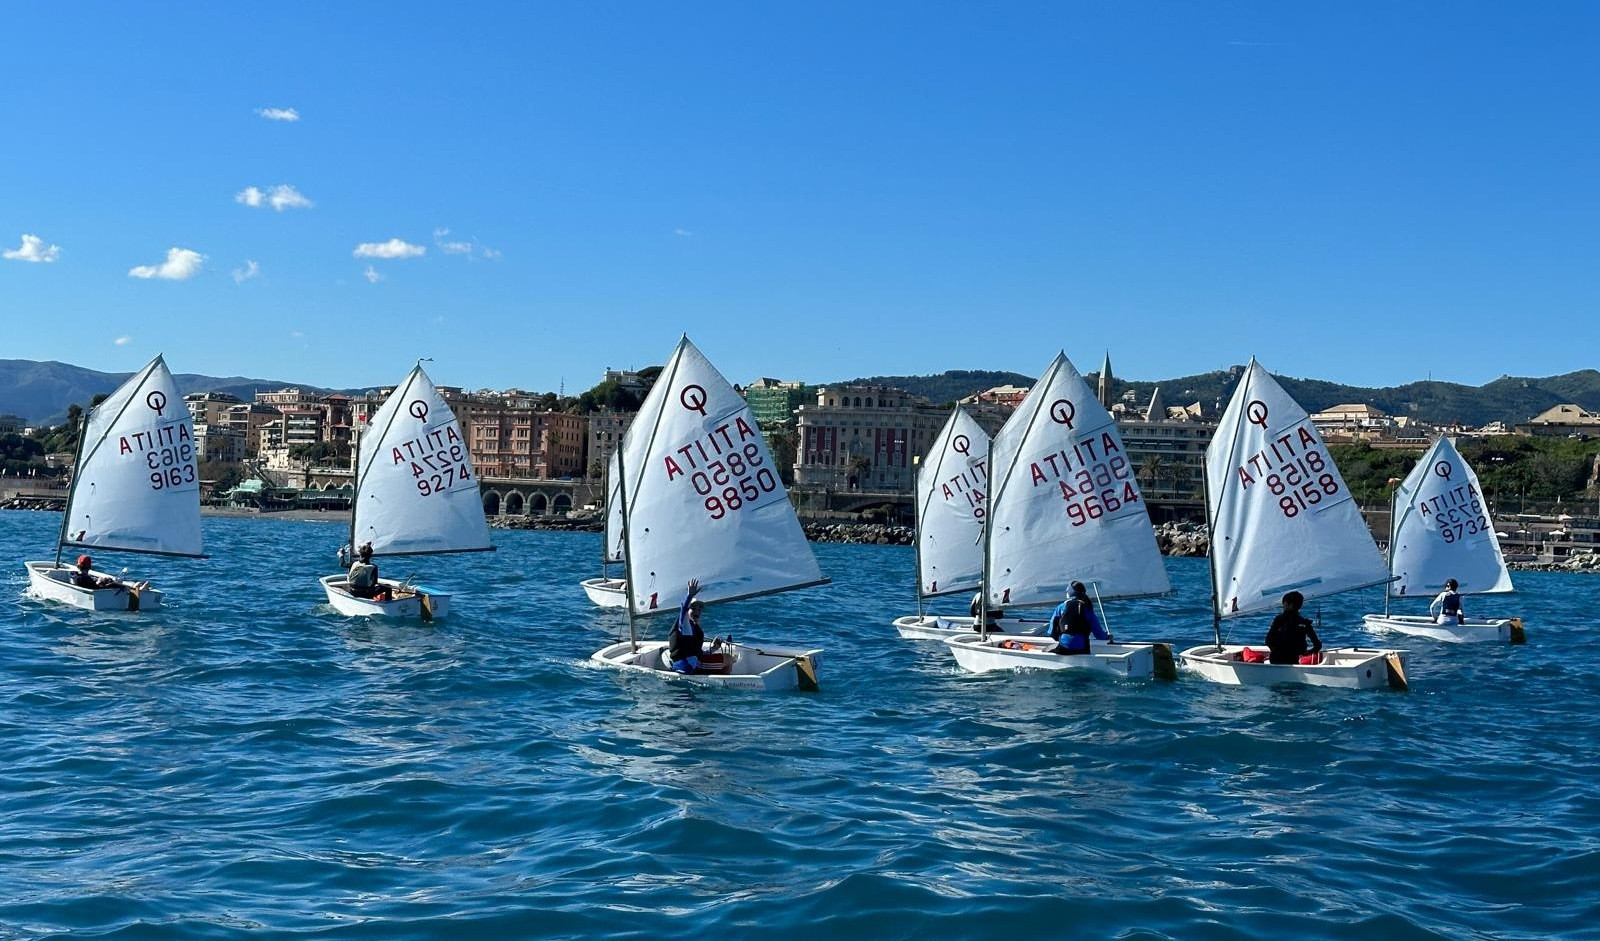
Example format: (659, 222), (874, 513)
(412, 444), (472, 496)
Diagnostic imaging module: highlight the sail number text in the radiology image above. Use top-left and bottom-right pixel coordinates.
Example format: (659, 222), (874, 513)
(120, 424), (197, 492)
(391, 426), (472, 497)
(662, 417), (781, 522)
(1027, 431), (1140, 527)
(1235, 424), (1340, 520)
(1420, 482), (1488, 543)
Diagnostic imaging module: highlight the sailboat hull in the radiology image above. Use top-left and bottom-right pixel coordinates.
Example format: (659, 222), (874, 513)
(892, 614), (1048, 641)
(946, 633), (1171, 678)
(1179, 645), (1407, 690)
(580, 577), (628, 608)
(1362, 614), (1523, 644)
(590, 640), (824, 692)
(320, 574), (452, 619)
(24, 561), (163, 611)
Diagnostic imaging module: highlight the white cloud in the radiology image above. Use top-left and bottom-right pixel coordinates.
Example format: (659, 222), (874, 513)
(354, 238), (425, 259)
(363, 265), (383, 283)
(114, 336), (132, 346)
(256, 107), (300, 122)
(674, 228), (693, 237)
(129, 247), (205, 281)
(4, 234), (62, 263)
(434, 227), (500, 260)
(289, 330), (305, 338)
(232, 260), (261, 284)
(236, 184), (312, 211)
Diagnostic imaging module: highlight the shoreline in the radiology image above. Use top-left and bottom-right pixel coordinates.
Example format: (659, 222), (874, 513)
(4, 506), (1593, 570)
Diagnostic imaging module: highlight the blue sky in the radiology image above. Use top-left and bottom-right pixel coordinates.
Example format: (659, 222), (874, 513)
(2, 2), (1595, 393)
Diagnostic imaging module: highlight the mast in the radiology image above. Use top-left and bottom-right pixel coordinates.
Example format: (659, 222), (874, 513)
(348, 426), (361, 557)
(54, 414), (90, 568)
(979, 478), (992, 641)
(1385, 483), (1398, 617)
(617, 424), (639, 653)
(1203, 465), (1220, 649)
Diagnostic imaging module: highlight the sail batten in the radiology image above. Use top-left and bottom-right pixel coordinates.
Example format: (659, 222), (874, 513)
(352, 365), (493, 557)
(1207, 360), (1388, 618)
(915, 407), (989, 597)
(621, 337), (825, 618)
(985, 352), (1170, 608)
(61, 355), (203, 558)
(1388, 436), (1513, 597)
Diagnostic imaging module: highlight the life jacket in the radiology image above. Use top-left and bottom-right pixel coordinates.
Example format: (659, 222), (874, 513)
(348, 562), (377, 590)
(1441, 591), (1462, 616)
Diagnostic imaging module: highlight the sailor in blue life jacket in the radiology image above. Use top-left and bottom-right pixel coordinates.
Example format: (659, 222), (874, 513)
(668, 578), (707, 673)
(1050, 581), (1110, 655)
(1430, 578), (1465, 625)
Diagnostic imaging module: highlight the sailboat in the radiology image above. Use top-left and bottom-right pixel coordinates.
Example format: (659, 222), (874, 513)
(25, 354), (204, 610)
(590, 336), (828, 691)
(1362, 436), (1523, 643)
(945, 352), (1176, 678)
(579, 450), (628, 607)
(1179, 359), (1408, 689)
(319, 362), (493, 618)
(893, 406), (1035, 639)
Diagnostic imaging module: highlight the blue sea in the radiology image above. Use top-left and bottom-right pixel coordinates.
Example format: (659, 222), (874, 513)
(1, 511), (1595, 940)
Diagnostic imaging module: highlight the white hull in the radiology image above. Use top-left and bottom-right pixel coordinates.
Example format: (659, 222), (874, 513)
(580, 577), (628, 608)
(1362, 614), (1524, 644)
(946, 633), (1175, 679)
(320, 574), (452, 619)
(24, 561), (163, 611)
(891, 614), (1049, 641)
(590, 640), (824, 692)
(1179, 645), (1408, 690)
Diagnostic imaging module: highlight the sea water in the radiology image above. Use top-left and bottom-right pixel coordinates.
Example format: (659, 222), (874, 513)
(1, 511), (1595, 940)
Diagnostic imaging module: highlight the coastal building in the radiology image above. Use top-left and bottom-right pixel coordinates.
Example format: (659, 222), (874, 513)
(587, 408), (634, 478)
(603, 368), (656, 401)
(194, 424), (246, 463)
(795, 385), (949, 493)
(445, 389), (588, 479)
(183, 392), (243, 427)
(0, 414), (23, 436)
(220, 403), (282, 456)
(1517, 404), (1600, 437)
(263, 407), (326, 451)
(1096, 352), (1115, 410)
(1115, 388), (1215, 506)
(1310, 403), (1397, 441)
(743, 378), (807, 426)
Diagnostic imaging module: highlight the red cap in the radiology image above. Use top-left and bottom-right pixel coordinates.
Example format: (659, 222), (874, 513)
(76, 554), (92, 567)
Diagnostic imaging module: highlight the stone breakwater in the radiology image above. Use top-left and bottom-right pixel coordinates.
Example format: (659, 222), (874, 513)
(1509, 553), (1600, 573)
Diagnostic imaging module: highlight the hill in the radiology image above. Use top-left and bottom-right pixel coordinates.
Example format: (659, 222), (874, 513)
(0, 360), (335, 426)
(834, 365), (1600, 427)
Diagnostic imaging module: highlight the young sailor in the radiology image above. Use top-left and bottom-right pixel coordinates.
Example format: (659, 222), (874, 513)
(71, 555), (122, 592)
(668, 579), (708, 673)
(1430, 578), (1465, 625)
(1049, 581), (1109, 655)
(346, 544), (389, 601)
(1265, 591), (1323, 665)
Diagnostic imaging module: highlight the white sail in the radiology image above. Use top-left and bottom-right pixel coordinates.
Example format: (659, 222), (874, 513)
(604, 449), (624, 563)
(61, 355), (203, 557)
(352, 364), (492, 556)
(621, 336), (825, 617)
(1389, 436), (1512, 597)
(916, 406), (989, 597)
(985, 352), (1169, 609)
(1208, 359), (1388, 618)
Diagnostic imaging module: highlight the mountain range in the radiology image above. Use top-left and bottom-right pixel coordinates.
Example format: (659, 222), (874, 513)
(837, 366), (1600, 428)
(3, 358), (1597, 430)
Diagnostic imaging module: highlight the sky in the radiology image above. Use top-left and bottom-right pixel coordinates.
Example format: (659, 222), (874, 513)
(2, 2), (1596, 394)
